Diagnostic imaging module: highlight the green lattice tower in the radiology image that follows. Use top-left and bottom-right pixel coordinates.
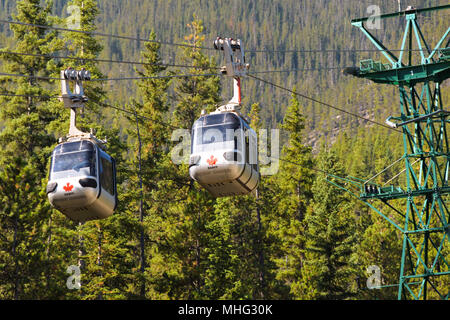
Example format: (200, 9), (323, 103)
(349, 5), (450, 300)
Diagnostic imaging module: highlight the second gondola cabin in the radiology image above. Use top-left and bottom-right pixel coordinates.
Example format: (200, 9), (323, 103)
(189, 108), (260, 197)
(191, 37), (260, 197)
(46, 139), (117, 223)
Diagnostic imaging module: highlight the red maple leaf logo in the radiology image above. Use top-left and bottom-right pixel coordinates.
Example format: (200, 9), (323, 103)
(63, 182), (74, 192)
(207, 155), (218, 166)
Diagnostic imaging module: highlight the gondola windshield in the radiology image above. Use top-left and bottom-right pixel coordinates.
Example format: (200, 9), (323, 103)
(192, 113), (241, 153)
(50, 140), (96, 180)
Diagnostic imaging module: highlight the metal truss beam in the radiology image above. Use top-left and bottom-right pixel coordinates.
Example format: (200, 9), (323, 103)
(344, 5), (450, 300)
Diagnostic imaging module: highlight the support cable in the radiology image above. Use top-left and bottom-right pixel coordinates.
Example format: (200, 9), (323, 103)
(248, 73), (403, 134)
(0, 19), (214, 51)
(364, 156), (405, 184)
(1, 71), (403, 133)
(0, 92), (176, 129)
(0, 50), (207, 69)
(247, 48), (438, 53)
(132, 107), (146, 297)
(0, 92), (60, 99)
(0, 51), (346, 73)
(0, 71), (222, 82)
(382, 159), (421, 186)
(0, 19), (446, 54)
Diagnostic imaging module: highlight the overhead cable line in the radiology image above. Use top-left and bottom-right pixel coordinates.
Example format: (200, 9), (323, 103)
(271, 155), (410, 223)
(92, 99), (179, 130)
(1, 19), (445, 54)
(0, 94), (403, 190)
(90, 73), (220, 81)
(1, 71), (403, 133)
(0, 71), (222, 82)
(250, 66), (343, 74)
(1, 51), (344, 74)
(1, 51), (345, 74)
(0, 91), (177, 128)
(0, 50), (210, 69)
(247, 73), (402, 134)
(0, 19), (215, 51)
(272, 155), (339, 178)
(0, 87), (380, 187)
(0, 92), (60, 99)
(364, 156), (404, 184)
(382, 159), (420, 187)
(246, 48), (443, 53)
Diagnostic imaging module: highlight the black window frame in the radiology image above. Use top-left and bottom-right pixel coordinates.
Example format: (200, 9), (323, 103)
(99, 152), (115, 196)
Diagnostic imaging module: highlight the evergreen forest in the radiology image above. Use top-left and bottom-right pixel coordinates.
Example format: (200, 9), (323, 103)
(0, 0), (448, 300)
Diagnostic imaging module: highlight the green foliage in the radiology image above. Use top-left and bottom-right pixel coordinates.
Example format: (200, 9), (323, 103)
(0, 0), (64, 299)
(140, 18), (222, 299)
(0, 0), (448, 300)
(297, 148), (358, 299)
(267, 91), (316, 298)
(172, 18), (221, 128)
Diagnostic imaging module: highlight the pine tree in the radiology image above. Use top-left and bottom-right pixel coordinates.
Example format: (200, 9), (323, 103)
(62, 0), (105, 119)
(269, 90), (314, 298)
(172, 17), (221, 128)
(0, 0), (63, 299)
(146, 17), (221, 299)
(54, 0), (129, 300)
(297, 147), (358, 299)
(332, 128), (404, 299)
(202, 102), (287, 299)
(208, 196), (263, 299)
(0, 0), (444, 301)
(356, 214), (401, 299)
(122, 30), (172, 298)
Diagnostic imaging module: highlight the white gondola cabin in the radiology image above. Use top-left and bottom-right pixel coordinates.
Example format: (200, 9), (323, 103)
(189, 108), (259, 197)
(47, 139), (117, 222)
(189, 37), (260, 197)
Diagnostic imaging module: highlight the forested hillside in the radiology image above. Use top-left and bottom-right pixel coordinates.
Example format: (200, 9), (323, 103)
(0, 0), (448, 300)
(1, 0), (449, 140)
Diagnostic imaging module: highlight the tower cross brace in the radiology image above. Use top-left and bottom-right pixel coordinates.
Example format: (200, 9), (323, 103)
(341, 5), (449, 300)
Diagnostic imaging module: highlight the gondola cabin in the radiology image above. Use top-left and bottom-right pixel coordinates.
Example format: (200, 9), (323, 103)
(46, 139), (117, 222)
(189, 109), (259, 197)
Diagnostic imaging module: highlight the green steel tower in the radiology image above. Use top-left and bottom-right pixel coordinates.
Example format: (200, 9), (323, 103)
(342, 5), (449, 300)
